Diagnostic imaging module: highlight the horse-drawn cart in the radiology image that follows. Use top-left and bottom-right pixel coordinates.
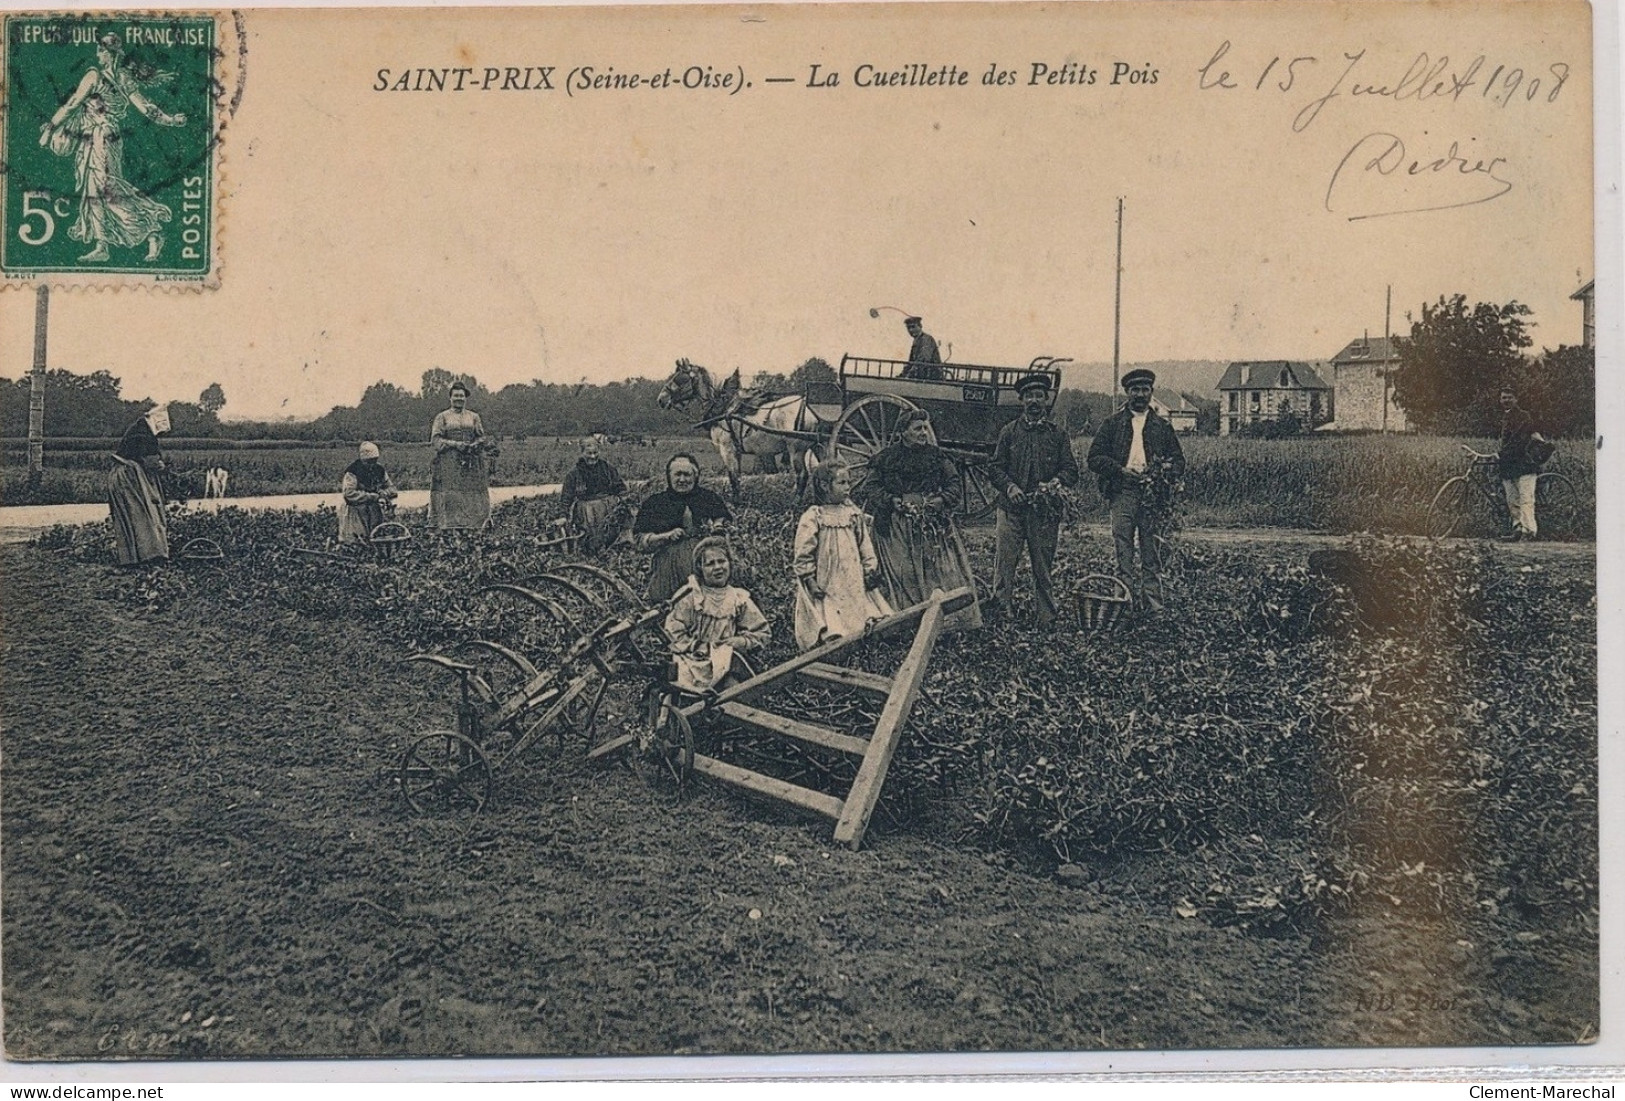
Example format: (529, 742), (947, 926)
(659, 354), (1069, 520)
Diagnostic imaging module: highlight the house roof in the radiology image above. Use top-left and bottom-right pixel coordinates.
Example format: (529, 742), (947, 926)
(1329, 335), (1401, 364)
(1215, 360), (1332, 392)
(1571, 279), (1594, 300)
(1152, 389), (1200, 413)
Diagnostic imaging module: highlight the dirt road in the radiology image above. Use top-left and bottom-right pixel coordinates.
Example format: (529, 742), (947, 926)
(0, 485), (564, 546)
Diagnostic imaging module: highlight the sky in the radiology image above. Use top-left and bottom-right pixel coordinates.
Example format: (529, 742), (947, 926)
(0, 1), (1598, 421)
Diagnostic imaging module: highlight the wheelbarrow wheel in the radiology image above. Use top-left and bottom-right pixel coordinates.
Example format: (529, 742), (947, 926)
(399, 730), (493, 816)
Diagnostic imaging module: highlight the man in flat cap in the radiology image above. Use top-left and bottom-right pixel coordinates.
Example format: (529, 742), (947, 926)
(900, 316), (945, 380)
(1087, 368), (1186, 611)
(989, 372), (1080, 626)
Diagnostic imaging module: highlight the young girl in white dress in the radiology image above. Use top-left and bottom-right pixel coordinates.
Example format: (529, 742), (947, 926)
(663, 537), (771, 693)
(792, 463), (893, 651)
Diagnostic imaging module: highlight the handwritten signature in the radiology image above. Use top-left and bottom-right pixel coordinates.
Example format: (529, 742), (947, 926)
(1325, 131), (1513, 221)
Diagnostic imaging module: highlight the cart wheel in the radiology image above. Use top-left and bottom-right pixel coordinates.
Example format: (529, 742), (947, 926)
(398, 731), (493, 816)
(954, 456), (1001, 523)
(829, 394), (921, 491)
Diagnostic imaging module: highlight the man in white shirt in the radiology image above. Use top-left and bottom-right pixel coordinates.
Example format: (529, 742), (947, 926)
(1085, 369), (1186, 611)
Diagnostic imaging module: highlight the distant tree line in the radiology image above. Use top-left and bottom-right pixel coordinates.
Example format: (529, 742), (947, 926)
(0, 359), (1234, 444)
(0, 370), (223, 439)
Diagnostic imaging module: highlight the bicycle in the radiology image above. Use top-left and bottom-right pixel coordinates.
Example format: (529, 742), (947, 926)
(1424, 445), (1581, 541)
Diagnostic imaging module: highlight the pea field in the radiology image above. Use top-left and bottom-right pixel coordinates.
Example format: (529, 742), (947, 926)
(0, 472), (1596, 1059)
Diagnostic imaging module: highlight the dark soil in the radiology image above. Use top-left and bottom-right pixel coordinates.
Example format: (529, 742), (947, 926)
(0, 542), (1597, 1060)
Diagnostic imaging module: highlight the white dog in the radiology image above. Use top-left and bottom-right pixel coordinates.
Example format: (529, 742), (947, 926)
(204, 467), (230, 499)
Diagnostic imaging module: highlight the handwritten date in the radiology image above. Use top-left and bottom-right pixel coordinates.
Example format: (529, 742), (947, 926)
(1198, 40), (1571, 132)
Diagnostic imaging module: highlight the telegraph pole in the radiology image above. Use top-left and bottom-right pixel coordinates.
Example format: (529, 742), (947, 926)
(1113, 197), (1123, 396)
(27, 284), (49, 487)
(1381, 284), (1391, 434)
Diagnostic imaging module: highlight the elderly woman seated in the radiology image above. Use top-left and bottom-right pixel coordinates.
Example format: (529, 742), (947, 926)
(562, 436), (631, 554)
(338, 442), (399, 544)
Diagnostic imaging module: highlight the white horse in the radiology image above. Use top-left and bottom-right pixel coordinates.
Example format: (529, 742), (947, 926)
(656, 358), (818, 498)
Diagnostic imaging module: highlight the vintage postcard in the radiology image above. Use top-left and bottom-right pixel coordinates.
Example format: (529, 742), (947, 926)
(0, 0), (1613, 1081)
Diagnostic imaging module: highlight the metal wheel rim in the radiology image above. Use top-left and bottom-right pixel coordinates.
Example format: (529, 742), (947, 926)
(661, 707), (696, 790)
(955, 457), (1000, 523)
(1426, 477), (1469, 539)
(399, 731), (493, 816)
(828, 394), (919, 492)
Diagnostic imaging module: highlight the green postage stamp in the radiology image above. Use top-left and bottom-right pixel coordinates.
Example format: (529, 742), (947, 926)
(2, 13), (221, 286)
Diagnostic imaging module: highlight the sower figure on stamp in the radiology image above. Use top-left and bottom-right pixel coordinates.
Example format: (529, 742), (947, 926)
(38, 34), (187, 263)
(1087, 369), (1185, 613)
(900, 316), (944, 381)
(989, 373), (1079, 628)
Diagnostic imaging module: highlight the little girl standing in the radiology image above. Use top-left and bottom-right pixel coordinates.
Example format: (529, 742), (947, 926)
(664, 536), (771, 693)
(792, 463), (893, 651)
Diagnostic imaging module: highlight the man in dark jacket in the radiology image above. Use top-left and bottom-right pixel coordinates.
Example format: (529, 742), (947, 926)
(1497, 383), (1540, 541)
(900, 316), (944, 380)
(1086, 369), (1186, 610)
(989, 373), (1080, 626)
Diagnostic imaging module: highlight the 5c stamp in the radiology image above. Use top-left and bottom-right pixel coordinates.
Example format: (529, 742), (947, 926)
(2, 13), (220, 286)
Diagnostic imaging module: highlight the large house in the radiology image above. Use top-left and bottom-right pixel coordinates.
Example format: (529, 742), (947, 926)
(1152, 390), (1200, 433)
(1216, 360), (1333, 436)
(1327, 335), (1408, 432)
(1571, 279), (1595, 348)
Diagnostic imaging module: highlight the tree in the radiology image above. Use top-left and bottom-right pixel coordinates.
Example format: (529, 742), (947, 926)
(788, 357), (836, 389)
(1054, 389), (1095, 435)
(419, 368), (482, 402)
(0, 368), (147, 437)
(1510, 344), (1595, 438)
(198, 382), (227, 415)
(1389, 295), (1533, 435)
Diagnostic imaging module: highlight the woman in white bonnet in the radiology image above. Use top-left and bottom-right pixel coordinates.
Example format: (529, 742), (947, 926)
(338, 441), (398, 544)
(108, 404), (172, 566)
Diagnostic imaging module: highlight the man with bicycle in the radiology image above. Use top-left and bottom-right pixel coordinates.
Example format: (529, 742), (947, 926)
(1497, 383), (1543, 541)
(1087, 369), (1186, 612)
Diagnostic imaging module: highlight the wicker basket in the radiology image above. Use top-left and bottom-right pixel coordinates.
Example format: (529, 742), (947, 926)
(176, 537), (225, 562)
(369, 521), (411, 546)
(1076, 573), (1132, 630)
